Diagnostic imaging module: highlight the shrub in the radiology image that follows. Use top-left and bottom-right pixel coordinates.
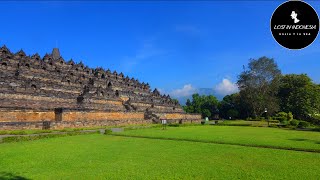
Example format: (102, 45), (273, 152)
(216, 123), (251, 127)
(311, 127), (320, 132)
(2, 131), (97, 143)
(104, 129), (113, 134)
(287, 112), (293, 121)
(297, 121), (310, 128)
(275, 112), (288, 122)
(269, 120), (280, 124)
(247, 118), (260, 121)
(290, 119), (299, 127)
(310, 114), (320, 125)
(268, 124), (278, 128)
(8, 130), (27, 135)
(0, 131), (9, 135)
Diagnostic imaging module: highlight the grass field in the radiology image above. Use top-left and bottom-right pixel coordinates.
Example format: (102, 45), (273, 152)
(114, 126), (320, 152)
(1, 126), (320, 179)
(217, 120), (270, 126)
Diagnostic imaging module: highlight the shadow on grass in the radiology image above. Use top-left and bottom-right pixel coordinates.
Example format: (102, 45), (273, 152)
(111, 134), (320, 153)
(289, 138), (320, 145)
(0, 172), (30, 180)
(289, 138), (309, 142)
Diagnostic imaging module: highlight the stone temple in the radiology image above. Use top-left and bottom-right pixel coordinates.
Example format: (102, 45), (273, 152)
(0, 46), (201, 130)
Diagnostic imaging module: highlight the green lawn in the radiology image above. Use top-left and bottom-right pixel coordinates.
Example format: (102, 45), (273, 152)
(114, 126), (320, 152)
(0, 134), (319, 179)
(217, 120), (270, 126)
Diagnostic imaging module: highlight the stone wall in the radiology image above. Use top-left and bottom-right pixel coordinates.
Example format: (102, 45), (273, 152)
(0, 45), (202, 130)
(0, 110), (55, 122)
(0, 109), (202, 130)
(0, 120), (154, 130)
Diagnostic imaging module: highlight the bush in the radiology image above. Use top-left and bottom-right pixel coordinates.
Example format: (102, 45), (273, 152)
(269, 120), (280, 124)
(297, 121), (310, 128)
(248, 118), (261, 121)
(268, 124), (278, 128)
(310, 114), (320, 125)
(8, 130), (28, 135)
(104, 129), (113, 134)
(275, 112), (288, 122)
(311, 127), (320, 132)
(0, 131), (9, 135)
(2, 131), (97, 143)
(287, 112), (293, 121)
(290, 119), (299, 127)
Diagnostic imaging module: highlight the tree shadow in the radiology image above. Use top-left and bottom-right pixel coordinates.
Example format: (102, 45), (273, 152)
(289, 138), (320, 145)
(289, 138), (308, 142)
(0, 172), (30, 180)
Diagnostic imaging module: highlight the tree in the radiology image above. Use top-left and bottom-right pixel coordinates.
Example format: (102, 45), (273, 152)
(237, 57), (281, 117)
(278, 74), (320, 121)
(218, 93), (241, 119)
(183, 93), (219, 119)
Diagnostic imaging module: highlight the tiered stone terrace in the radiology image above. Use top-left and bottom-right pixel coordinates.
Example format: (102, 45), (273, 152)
(0, 46), (201, 130)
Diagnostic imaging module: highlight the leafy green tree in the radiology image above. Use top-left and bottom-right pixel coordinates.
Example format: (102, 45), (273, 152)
(202, 109), (212, 119)
(183, 93), (219, 119)
(237, 57), (281, 117)
(219, 93), (241, 119)
(226, 109), (239, 119)
(278, 74), (320, 122)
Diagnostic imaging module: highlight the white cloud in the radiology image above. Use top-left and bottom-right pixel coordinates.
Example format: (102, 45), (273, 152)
(170, 84), (197, 98)
(214, 78), (238, 96)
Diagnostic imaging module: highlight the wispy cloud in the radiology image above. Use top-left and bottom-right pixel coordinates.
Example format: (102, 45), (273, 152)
(214, 78), (238, 96)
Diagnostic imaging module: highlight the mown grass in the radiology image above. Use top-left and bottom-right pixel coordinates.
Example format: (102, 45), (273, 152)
(113, 126), (320, 152)
(0, 128), (92, 135)
(0, 124), (161, 135)
(0, 134), (319, 179)
(1, 131), (99, 143)
(217, 120), (270, 127)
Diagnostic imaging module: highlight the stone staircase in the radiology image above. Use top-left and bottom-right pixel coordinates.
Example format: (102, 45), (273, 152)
(144, 109), (161, 123)
(122, 99), (137, 111)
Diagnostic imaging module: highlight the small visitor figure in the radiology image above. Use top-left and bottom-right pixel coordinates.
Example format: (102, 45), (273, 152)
(291, 11), (300, 24)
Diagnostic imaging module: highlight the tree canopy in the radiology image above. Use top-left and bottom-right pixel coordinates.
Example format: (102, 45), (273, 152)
(182, 57), (320, 125)
(183, 94), (219, 119)
(237, 57), (281, 117)
(278, 74), (320, 121)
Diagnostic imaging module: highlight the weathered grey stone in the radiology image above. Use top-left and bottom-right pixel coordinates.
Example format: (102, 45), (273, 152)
(0, 45), (202, 130)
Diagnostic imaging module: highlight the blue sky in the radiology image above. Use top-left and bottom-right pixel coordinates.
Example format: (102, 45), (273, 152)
(1, 1), (319, 99)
